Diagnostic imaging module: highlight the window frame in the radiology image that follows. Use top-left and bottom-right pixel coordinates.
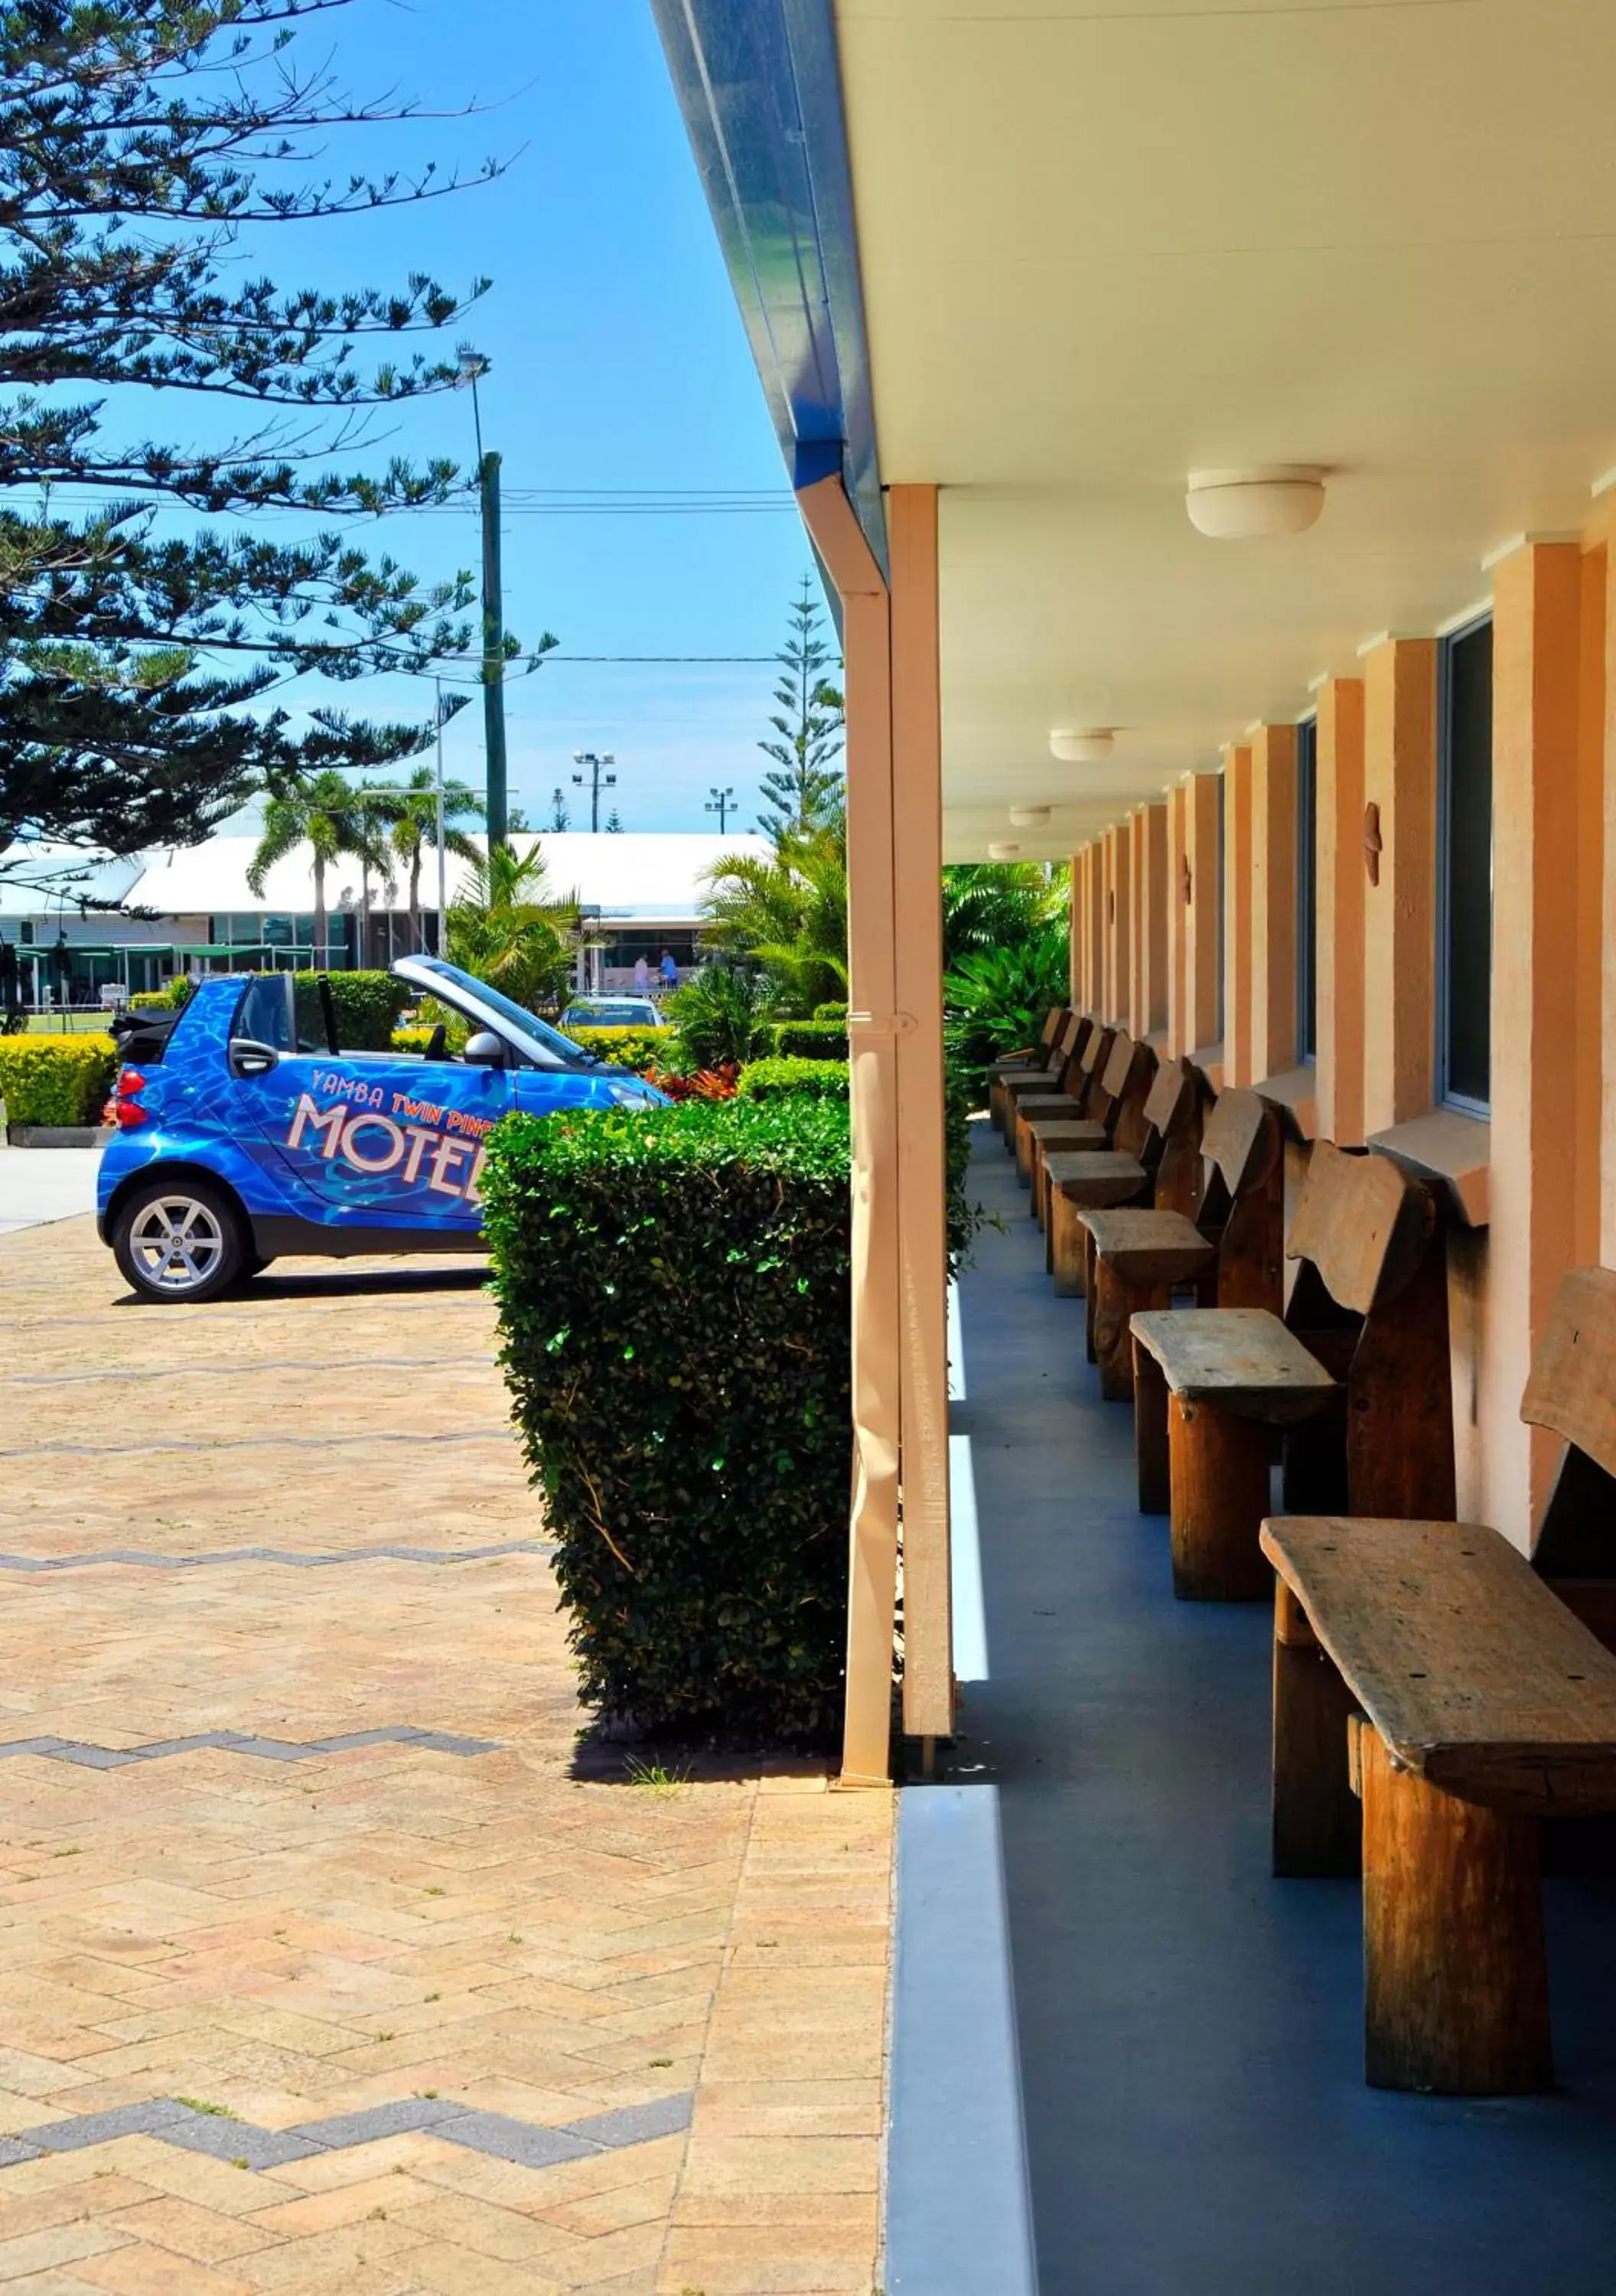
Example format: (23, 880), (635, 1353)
(1435, 612), (1494, 1118)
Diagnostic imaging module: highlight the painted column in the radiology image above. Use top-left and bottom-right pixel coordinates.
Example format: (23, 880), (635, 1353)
(1069, 849), (1085, 1006)
(1168, 784), (1188, 1054)
(1086, 843), (1104, 1013)
(1181, 772), (1223, 1056)
(1315, 677), (1367, 1146)
(1486, 543), (1584, 1538)
(1249, 726), (1298, 1081)
(1360, 638), (1438, 1131)
(1133, 801), (1169, 1039)
(1108, 820), (1132, 1026)
(1222, 745), (1254, 1084)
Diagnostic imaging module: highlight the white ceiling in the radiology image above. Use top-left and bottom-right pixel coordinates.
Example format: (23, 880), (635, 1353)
(832, 0), (1616, 857)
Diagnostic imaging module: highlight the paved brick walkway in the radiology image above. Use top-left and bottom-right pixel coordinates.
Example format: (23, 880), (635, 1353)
(0, 1219), (891, 2294)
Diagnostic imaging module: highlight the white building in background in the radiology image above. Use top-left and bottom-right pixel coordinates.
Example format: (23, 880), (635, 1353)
(0, 830), (769, 1007)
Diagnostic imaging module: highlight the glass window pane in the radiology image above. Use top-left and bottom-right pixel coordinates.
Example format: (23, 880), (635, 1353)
(1443, 622), (1493, 1107)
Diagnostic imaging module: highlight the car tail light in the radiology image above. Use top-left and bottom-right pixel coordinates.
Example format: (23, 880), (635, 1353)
(113, 1065), (150, 1127)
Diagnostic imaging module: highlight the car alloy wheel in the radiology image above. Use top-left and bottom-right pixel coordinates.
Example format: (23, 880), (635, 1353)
(125, 1194), (229, 1296)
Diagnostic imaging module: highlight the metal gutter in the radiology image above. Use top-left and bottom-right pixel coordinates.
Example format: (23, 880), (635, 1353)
(648, 0), (888, 578)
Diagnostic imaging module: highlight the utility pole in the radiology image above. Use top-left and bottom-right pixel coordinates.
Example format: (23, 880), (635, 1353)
(459, 354), (508, 851)
(572, 750), (617, 833)
(705, 784), (737, 833)
(434, 677), (447, 955)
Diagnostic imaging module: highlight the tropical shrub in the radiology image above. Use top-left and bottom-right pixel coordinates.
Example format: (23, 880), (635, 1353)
(643, 1065), (738, 1103)
(0, 1035), (117, 1127)
(738, 1055), (850, 1103)
(767, 1020), (848, 1062)
(447, 841), (578, 1010)
(566, 1026), (676, 1072)
(481, 1097), (853, 1742)
(292, 970), (412, 1052)
(944, 933), (1070, 1101)
(700, 820), (849, 1015)
(813, 1000), (849, 1020)
(667, 966), (770, 1071)
(942, 860), (1068, 968)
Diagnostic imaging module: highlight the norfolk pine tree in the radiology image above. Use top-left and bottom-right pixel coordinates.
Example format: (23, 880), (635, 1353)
(0, 0), (548, 882)
(754, 576), (845, 840)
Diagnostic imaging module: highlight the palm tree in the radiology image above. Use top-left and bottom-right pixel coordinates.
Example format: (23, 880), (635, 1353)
(446, 839), (579, 1012)
(367, 766), (483, 954)
(701, 819), (849, 1015)
(941, 860), (1068, 969)
(247, 769), (386, 969)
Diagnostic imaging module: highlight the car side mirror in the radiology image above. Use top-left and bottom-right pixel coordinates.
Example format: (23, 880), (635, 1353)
(229, 1039), (279, 1078)
(464, 1029), (507, 1068)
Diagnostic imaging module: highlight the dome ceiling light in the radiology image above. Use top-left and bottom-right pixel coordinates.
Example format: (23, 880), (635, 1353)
(1186, 466), (1326, 540)
(1050, 728), (1114, 764)
(988, 840), (1022, 861)
(1009, 804), (1052, 830)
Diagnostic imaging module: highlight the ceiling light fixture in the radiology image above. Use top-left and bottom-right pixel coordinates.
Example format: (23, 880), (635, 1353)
(1050, 728), (1113, 764)
(1186, 466), (1325, 540)
(1009, 804), (1051, 830)
(988, 840), (1021, 861)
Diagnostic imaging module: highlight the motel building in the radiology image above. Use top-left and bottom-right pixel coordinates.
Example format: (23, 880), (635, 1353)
(651, 5), (1616, 2289)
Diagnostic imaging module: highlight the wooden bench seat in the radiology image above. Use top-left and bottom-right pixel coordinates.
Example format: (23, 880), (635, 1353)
(1044, 1153), (1149, 1291)
(1021, 1028), (1152, 1202)
(995, 1013), (1090, 1140)
(1012, 1022), (1117, 1179)
(1262, 1512), (1616, 2094)
(1126, 1144), (1451, 1597)
(1077, 1207), (1215, 1288)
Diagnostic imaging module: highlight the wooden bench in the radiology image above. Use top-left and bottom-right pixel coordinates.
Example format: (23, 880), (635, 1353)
(987, 1006), (1071, 1133)
(1130, 1143), (1451, 1596)
(1041, 1054), (1196, 1301)
(1262, 1514), (1616, 2094)
(1077, 1085), (1283, 1411)
(999, 1013), (1093, 1156)
(1012, 1019), (1115, 1182)
(1028, 1031), (1155, 1226)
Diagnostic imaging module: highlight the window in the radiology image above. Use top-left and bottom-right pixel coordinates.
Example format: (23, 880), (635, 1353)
(1438, 618), (1493, 1111)
(1296, 718), (1318, 1063)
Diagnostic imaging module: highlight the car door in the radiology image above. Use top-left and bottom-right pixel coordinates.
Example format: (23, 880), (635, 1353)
(226, 974), (511, 1230)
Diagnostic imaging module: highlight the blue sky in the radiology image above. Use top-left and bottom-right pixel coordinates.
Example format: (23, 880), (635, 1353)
(112, 1), (824, 835)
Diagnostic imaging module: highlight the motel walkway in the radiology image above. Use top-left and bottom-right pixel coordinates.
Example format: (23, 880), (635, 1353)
(0, 1216), (889, 2296)
(890, 1136), (1616, 2295)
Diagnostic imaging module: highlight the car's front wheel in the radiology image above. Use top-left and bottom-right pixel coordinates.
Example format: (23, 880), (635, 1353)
(112, 1179), (249, 1304)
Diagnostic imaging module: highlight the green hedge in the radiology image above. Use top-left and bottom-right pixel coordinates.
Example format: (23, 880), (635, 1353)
(737, 1055), (850, 1104)
(482, 1097), (852, 1743)
(293, 970), (412, 1051)
(567, 1025), (676, 1071)
(813, 1001), (849, 1021)
(0, 1034), (118, 1126)
(768, 1020), (849, 1062)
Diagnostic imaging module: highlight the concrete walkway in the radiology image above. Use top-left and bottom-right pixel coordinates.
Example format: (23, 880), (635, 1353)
(0, 1143), (103, 1234)
(0, 1217), (891, 2295)
(899, 1138), (1616, 2296)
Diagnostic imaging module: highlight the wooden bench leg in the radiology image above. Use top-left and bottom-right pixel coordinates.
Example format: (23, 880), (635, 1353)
(1031, 1147), (1046, 1222)
(1049, 1190), (1087, 1296)
(1132, 1339), (1170, 1514)
(989, 1081), (1005, 1133)
(1014, 1114), (1034, 1186)
(1360, 1731), (1552, 2094)
(1272, 1585), (1360, 1877)
(1167, 1396), (1272, 1601)
(1093, 1265), (1165, 1403)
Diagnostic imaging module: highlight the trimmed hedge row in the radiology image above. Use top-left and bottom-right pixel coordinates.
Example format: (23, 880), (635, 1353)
(294, 970), (412, 1051)
(736, 1056), (849, 1103)
(767, 1020), (848, 1062)
(482, 1097), (852, 1743)
(568, 1025), (675, 1071)
(0, 1034), (118, 1126)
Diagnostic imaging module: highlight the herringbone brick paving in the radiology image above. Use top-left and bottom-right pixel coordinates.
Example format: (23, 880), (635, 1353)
(0, 1217), (891, 2292)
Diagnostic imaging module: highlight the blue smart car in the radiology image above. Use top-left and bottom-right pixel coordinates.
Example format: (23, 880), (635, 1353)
(97, 954), (667, 1303)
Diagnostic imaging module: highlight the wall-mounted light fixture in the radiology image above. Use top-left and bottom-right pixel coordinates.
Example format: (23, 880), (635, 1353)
(988, 840), (1022, 861)
(1186, 466), (1326, 540)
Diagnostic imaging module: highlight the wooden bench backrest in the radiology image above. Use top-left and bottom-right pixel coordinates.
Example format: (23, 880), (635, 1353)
(1523, 1267), (1616, 1481)
(1080, 1022), (1113, 1079)
(1038, 1006), (1068, 1050)
(1100, 1030), (1136, 1103)
(1143, 1057), (1196, 1146)
(1200, 1088), (1279, 1200)
(1285, 1140), (1435, 1315)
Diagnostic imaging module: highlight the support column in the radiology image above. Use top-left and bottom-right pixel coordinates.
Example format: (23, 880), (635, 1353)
(889, 486), (952, 1742)
(1168, 784), (1188, 1055)
(1069, 848), (1085, 1006)
(1106, 820), (1132, 1026)
(1315, 678), (1367, 1146)
(1223, 745), (1253, 1084)
(1182, 772), (1223, 1056)
(1133, 801), (1169, 1040)
(1361, 638), (1438, 1131)
(1087, 843), (1104, 1013)
(1487, 543), (1582, 1537)
(1249, 726), (1298, 1081)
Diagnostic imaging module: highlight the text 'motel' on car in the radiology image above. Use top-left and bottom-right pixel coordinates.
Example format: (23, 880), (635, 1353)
(97, 957), (667, 1303)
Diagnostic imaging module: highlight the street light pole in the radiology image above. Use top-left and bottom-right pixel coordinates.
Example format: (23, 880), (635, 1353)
(434, 676), (447, 956)
(705, 784), (737, 834)
(571, 751), (617, 833)
(458, 354), (509, 853)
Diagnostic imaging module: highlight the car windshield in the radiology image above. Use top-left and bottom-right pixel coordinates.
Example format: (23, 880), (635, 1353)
(569, 1002), (653, 1024)
(398, 956), (590, 1066)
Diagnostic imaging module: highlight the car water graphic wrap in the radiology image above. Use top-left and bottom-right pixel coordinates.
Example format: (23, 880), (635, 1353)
(288, 1078), (494, 1211)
